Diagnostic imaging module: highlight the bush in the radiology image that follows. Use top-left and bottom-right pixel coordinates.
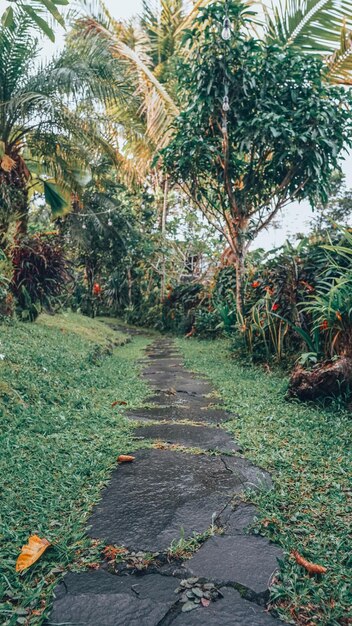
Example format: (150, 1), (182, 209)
(11, 234), (71, 321)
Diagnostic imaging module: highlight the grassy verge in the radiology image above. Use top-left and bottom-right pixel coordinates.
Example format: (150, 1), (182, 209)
(177, 337), (351, 626)
(0, 313), (151, 626)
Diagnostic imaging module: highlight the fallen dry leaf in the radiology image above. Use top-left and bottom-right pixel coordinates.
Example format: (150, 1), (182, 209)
(111, 400), (127, 407)
(16, 535), (51, 572)
(292, 550), (327, 575)
(117, 455), (135, 463)
(103, 545), (128, 561)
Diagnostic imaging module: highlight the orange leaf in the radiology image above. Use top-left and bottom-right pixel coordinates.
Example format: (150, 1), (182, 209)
(103, 545), (128, 561)
(117, 455), (135, 463)
(16, 535), (51, 572)
(111, 400), (127, 407)
(292, 551), (327, 575)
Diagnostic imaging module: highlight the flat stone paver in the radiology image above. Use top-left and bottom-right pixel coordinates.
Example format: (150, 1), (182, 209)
(47, 570), (178, 626)
(171, 587), (282, 626)
(183, 534), (282, 598)
(134, 423), (241, 452)
(126, 405), (233, 424)
(87, 449), (270, 551)
(146, 391), (219, 408)
(220, 502), (259, 533)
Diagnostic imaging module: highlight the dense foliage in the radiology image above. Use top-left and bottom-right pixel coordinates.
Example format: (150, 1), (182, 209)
(162, 1), (352, 314)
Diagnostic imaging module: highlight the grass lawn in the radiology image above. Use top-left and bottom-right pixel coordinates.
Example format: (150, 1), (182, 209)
(0, 313), (150, 626)
(177, 337), (351, 626)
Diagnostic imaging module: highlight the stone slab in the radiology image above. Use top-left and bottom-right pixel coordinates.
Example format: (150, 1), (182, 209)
(171, 587), (281, 626)
(87, 449), (270, 552)
(183, 534), (282, 597)
(146, 392), (219, 408)
(47, 570), (178, 626)
(139, 357), (185, 369)
(147, 350), (181, 359)
(220, 503), (259, 534)
(134, 423), (241, 452)
(126, 405), (234, 424)
(144, 377), (215, 397)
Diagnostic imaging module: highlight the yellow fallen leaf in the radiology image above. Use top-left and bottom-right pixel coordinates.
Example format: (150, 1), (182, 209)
(16, 535), (51, 572)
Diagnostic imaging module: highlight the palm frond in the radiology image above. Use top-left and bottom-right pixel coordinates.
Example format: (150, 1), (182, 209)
(265, 0), (352, 54)
(326, 22), (352, 84)
(79, 17), (178, 149)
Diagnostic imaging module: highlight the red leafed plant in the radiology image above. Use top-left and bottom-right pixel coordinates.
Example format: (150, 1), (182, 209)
(11, 234), (71, 320)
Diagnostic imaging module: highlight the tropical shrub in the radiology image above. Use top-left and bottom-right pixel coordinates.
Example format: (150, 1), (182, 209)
(11, 234), (71, 320)
(300, 229), (352, 359)
(161, 283), (206, 334)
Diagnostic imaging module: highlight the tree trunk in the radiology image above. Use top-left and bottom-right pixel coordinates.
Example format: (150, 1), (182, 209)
(1, 151), (30, 242)
(127, 267), (132, 307)
(288, 356), (352, 401)
(235, 249), (245, 320)
(160, 177), (168, 302)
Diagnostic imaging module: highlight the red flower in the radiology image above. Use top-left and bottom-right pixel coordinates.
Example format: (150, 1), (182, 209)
(252, 280), (260, 288)
(272, 303), (279, 312)
(320, 320), (329, 330)
(92, 283), (102, 296)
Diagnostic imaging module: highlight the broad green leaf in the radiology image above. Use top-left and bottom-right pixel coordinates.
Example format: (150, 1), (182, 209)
(1, 6), (14, 28)
(22, 5), (56, 42)
(38, 0), (65, 28)
(44, 181), (71, 217)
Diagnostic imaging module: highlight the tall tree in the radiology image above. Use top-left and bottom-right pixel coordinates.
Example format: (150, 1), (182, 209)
(0, 15), (127, 245)
(161, 1), (352, 315)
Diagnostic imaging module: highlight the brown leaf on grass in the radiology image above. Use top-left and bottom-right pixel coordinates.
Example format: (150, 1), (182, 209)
(16, 535), (51, 572)
(117, 455), (135, 463)
(111, 400), (127, 407)
(292, 550), (327, 575)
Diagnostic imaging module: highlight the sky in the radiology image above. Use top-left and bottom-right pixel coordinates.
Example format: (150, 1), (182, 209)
(1, 0), (351, 250)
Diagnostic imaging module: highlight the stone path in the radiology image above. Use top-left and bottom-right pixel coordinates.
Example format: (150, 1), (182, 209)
(48, 333), (284, 625)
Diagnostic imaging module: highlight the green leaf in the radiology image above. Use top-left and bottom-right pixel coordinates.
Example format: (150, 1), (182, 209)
(1, 6), (14, 28)
(38, 0), (65, 28)
(44, 181), (70, 217)
(22, 5), (55, 42)
(0, 141), (5, 159)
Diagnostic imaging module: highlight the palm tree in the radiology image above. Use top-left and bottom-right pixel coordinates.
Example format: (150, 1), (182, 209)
(0, 14), (128, 245)
(75, 0), (213, 180)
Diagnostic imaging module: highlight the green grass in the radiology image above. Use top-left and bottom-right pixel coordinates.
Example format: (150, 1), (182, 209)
(176, 338), (351, 626)
(0, 313), (151, 626)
